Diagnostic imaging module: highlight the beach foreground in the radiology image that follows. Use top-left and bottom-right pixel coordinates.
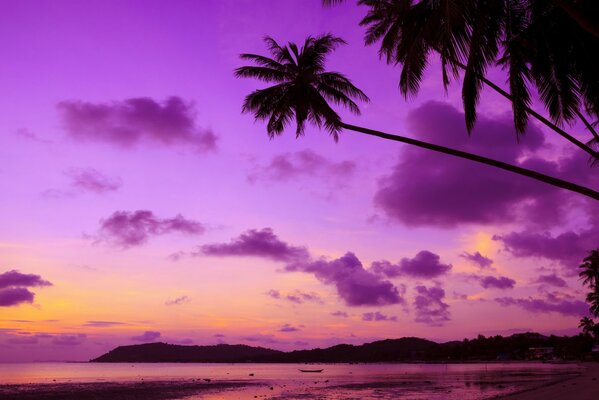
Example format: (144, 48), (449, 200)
(0, 362), (590, 399)
(498, 363), (599, 400)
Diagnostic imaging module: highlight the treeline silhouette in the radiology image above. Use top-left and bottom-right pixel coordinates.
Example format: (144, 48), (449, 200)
(91, 332), (594, 363)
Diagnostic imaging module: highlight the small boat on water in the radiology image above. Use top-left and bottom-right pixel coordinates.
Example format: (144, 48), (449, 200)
(299, 369), (324, 373)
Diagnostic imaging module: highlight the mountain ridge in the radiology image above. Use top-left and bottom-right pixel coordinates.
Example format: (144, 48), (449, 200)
(91, 332), (593, 363)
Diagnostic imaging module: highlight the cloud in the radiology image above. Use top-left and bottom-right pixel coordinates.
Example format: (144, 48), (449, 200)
(265, 289), (281, 299)
(371, 251), (452, 279)
(413, 285), (450, 326)
(201, 228), (309, 262)
(282, 291), (323, 305)
(83, 321), (127, 327)
(279, 324), (302, 332)
(165, 295), (190, 306)
(495, 296), (587, 316)
(0, 270), (52, 289)
(95, 210), (204, 247)
(493, 221), (599, 272)
(478, 276), (516, 290)
(331, 311), (349, 318)
(131, 331), (161, 342)
(286, 252), (403, 307)
(240, 334), (280, 345)
(58, 96), (217, 152)
(16, 128), (51, 143)
(248, 149), (355, 185)
(65, 168), (122, 194)
(460, 252), (494, 269)
(6, 336), (39, 345)
(373, 101), (589, 228)
(52, 334), (86, 346)
(205, 228), (403, 307)
(362, 311), (397, 322)
(533, 274), (567, 287)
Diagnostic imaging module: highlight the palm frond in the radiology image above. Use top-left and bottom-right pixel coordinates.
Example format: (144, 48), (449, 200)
(235, 34), (367, 140)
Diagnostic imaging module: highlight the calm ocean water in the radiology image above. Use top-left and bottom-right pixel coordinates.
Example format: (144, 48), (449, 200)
(0, 362), (581, 399)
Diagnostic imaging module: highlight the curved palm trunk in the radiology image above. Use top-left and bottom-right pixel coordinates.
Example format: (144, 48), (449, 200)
(339, 122), (599, 201)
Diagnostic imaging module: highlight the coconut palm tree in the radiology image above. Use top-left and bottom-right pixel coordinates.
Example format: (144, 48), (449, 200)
(579, 317), (596, 337)
(235, 34), (599, 200)
(586, 289), (599, 318)
(356, 0), (599, 160)
(579, 249), (599, 288)
(323, 0), (599, 162)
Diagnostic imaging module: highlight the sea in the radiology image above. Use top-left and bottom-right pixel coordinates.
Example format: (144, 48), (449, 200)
(0, 362), (582, 399)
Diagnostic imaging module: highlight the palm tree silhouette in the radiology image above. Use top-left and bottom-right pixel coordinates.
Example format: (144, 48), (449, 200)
(578, 316), (596, 337)
(235, 34), (599, 200)
(580, 250), (599, 317)
(579, 250), (599, 288)
(324, 0), (599, 162)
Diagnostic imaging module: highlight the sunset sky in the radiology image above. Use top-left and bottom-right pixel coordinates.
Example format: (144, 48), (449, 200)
(1, 0), (598, 362)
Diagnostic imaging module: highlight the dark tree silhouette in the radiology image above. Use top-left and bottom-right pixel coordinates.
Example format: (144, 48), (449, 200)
(578, 317), (595, 337)
(326, 0), (599, 161)
(235, 34), (599, 200)
(579, 250), (599, 289)
(580, 249), (599, 318)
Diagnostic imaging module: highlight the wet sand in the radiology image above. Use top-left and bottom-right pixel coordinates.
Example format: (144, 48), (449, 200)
(497, 363), (599, 400)
(0, 380), (262, 400)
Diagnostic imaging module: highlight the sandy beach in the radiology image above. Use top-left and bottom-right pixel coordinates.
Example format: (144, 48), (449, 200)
(498, 363), (599, 400)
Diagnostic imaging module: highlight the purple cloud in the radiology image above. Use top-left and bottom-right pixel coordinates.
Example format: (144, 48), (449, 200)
(373, 101), (584, 228)
(206, 229), (403, 307)
(52, 334), (86, 346)
(240, 334), (280, 345)
(7, 336), (39, 345)
(96, 210), (204, 247)
(83, 321), (127, 327)
(201, 228), (309, 262)
(0, 288), (35, 307)
(495, 297), (587, 316)
(58, 96), (217, 152)
(493, 221), (599, 272)
(165, 295), (190, 306)
(131, 331), (161, 342)
(286, 291), (323, 304)
(248, 149), (355, 184)
(279, 324), (302, 332)
(362, 311), (397, 322)
(265, 289), (281, 299)
(331, 311), (349, 318)
(167, 251), (187, 262)
(0, 270), (52, 289)
(533, 274), (567, 287)
(460, 252), (494, 269)
(371, 251), (452, 279)
(479, 276), (516, 290)
(286, 252), (403, 307)
(66, 168), (122, 194)
(413, 286), (450, 326)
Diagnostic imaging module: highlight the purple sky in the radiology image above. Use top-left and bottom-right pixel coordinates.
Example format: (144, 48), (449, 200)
(0, 0), (597, 362)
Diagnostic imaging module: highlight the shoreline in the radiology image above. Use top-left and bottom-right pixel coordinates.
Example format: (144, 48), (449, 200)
(496, 362), (599, 400)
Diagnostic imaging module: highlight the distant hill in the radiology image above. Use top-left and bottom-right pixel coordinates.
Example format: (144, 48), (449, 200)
(92, 343), (283, 363)
(91, 332), (594, 363)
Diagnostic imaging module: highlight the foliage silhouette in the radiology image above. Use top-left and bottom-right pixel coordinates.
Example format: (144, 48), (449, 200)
(235, 34), (599, 200)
